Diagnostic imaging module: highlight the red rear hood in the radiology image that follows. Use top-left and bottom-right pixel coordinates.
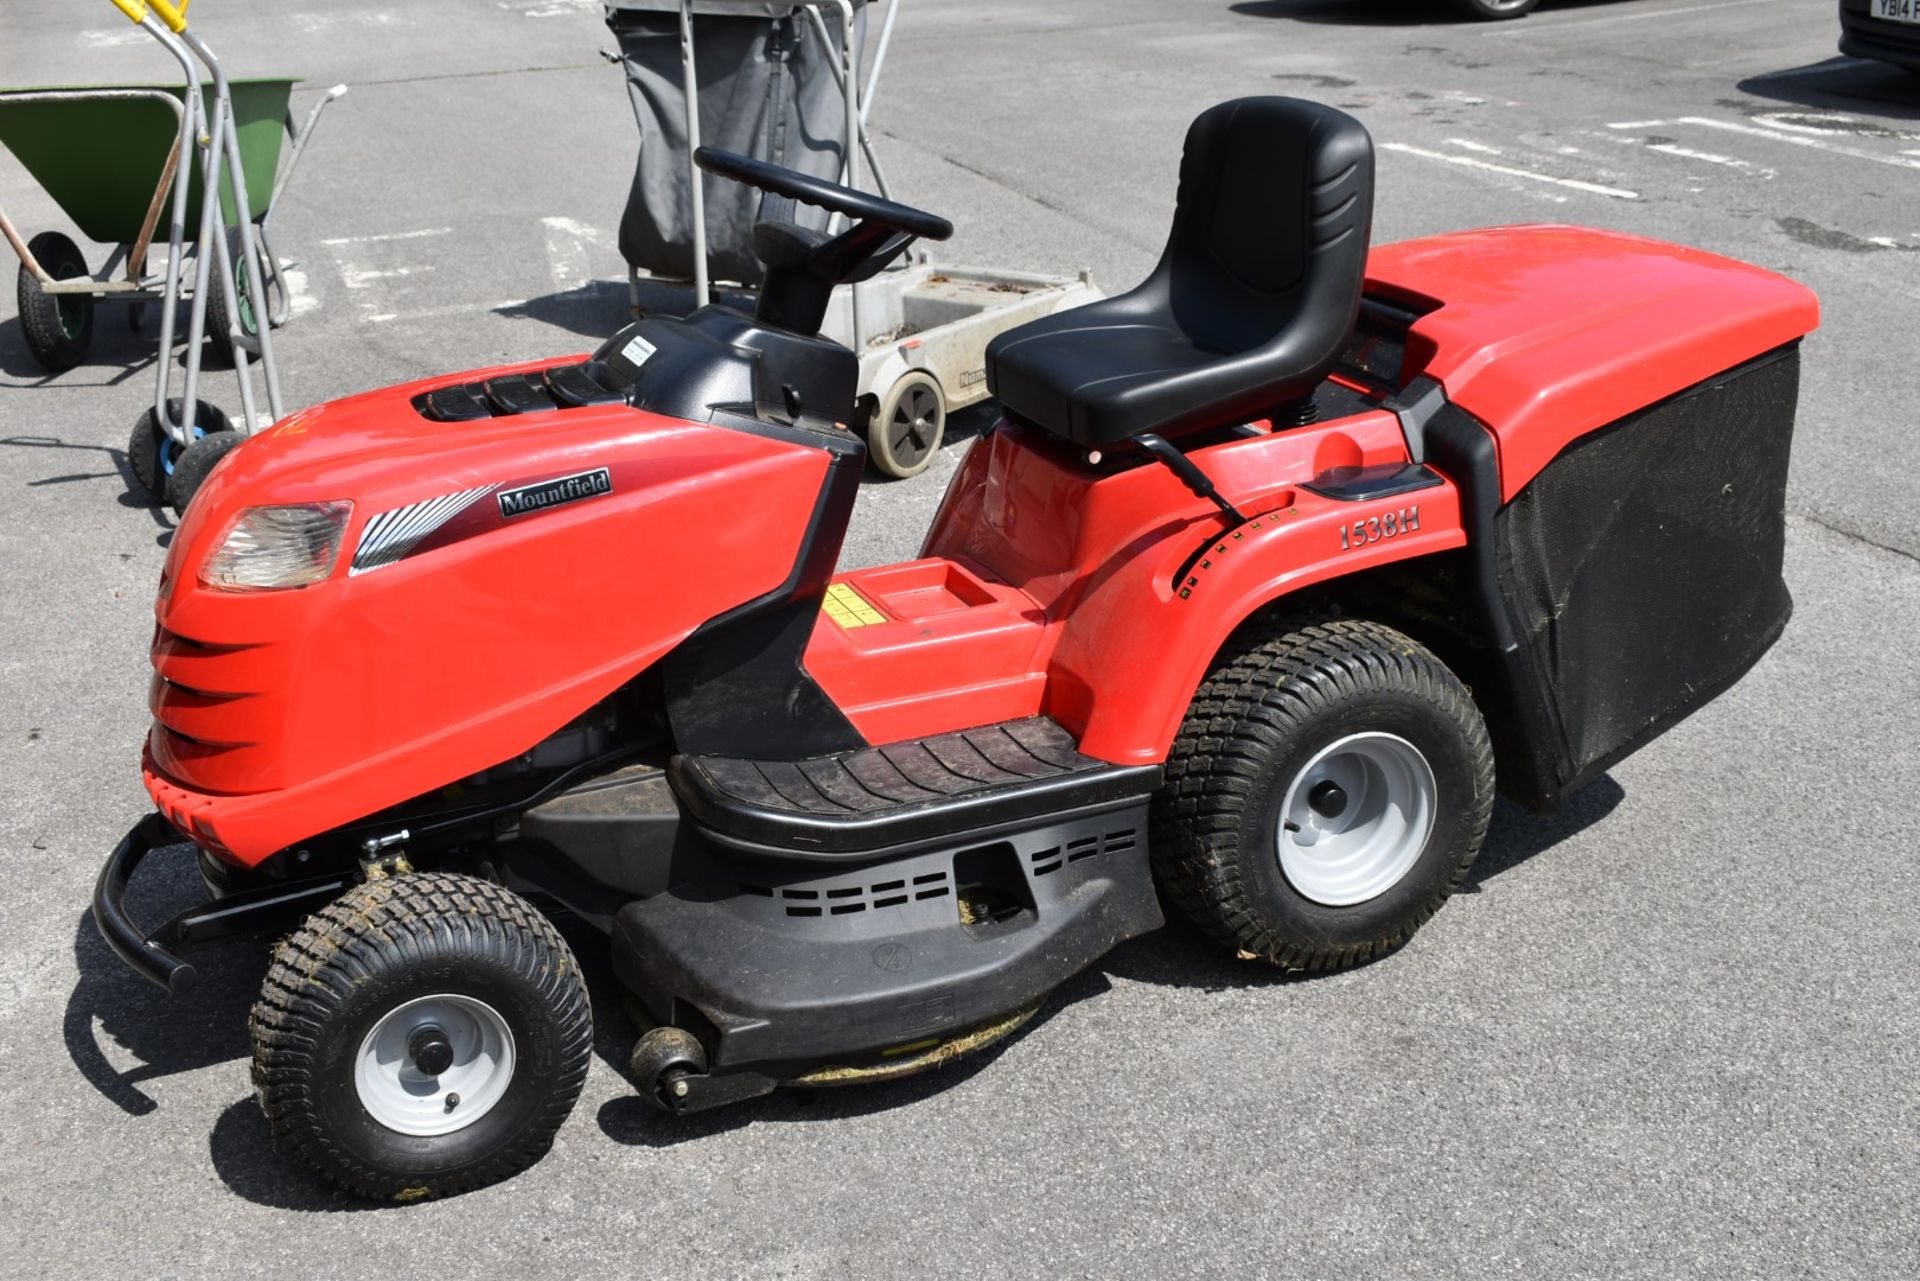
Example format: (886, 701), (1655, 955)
(1368, 226), (1820, 499)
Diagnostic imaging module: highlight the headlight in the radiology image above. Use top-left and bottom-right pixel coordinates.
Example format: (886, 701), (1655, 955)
(200, 503), (353, 591)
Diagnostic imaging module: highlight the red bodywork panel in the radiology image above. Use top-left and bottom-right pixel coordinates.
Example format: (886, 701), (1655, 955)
(1366, 226), (1820, 500)
(148, 355), (829, 861)
(144, 227), (1817, 865)
(809, 411), (1458, 763)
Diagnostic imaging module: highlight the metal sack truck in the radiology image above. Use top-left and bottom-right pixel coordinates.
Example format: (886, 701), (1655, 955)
(0, 0), (342, 511)
(607, 0), (1102, 477)
(94, 98), (1815, 1201)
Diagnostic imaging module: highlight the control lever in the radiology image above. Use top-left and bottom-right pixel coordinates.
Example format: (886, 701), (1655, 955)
(1132, 433), (1249, 524)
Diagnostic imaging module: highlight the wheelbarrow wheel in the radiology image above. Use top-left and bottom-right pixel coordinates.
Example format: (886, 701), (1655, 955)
(16, 231), (94, 373)
(867, 371), (945, 479)
(127, 398), (233, 504)
(167, 429), (247, 516)
(205, 227), (262, 364)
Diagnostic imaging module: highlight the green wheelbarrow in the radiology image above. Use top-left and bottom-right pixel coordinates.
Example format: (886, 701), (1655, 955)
(0, 75), (341, 372)
(4, 0), (345, 514)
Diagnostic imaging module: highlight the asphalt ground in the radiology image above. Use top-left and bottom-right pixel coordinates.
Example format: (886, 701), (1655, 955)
(2, 1), (1916, 1277)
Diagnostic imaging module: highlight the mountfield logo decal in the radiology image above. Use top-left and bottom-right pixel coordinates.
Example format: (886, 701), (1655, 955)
(497, 468), (613, 518)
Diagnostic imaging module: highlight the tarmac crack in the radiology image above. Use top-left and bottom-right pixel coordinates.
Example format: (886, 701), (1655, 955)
(1794, 510), (1920, 567)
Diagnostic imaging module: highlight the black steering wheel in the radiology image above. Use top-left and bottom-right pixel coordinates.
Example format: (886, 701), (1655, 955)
(694, 146), (954, 242)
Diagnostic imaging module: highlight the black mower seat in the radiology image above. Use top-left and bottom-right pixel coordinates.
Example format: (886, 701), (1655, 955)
(985, 97), (1374, 448)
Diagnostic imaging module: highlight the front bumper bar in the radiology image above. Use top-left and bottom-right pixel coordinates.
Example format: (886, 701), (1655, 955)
(93, 813), (351, 995)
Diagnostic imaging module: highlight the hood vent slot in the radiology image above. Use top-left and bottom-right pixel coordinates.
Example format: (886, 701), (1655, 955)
(414, 361), (625, 423)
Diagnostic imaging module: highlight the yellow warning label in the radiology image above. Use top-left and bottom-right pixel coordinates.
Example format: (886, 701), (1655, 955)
(822, 581), (887, 629)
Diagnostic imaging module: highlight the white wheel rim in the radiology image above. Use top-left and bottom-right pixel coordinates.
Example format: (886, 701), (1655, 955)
(354, 994), (516, 1137)
(1276, 732), (1437, 907)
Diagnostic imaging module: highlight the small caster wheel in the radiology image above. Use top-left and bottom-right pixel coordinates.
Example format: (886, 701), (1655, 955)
(165, 428), (247, 516)
(127, 398), (232, 505)
(15, 231), (94, 373)
(249, 873), (592, 1201)
(866, 370), (945, 479)
(631, 1025), (708, 1111)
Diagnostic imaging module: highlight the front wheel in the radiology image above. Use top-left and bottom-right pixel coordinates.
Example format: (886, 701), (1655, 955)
(250, 872), (593, 1201)
(1152, 619), (1495, 971)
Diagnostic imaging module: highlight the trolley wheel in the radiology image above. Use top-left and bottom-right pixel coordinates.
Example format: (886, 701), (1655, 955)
(249, 872), (592, 1202)
(15, 231), (94, 373)
(166, 428), (247, 516)
(867, 371), (946, 478)
(205, 226), (262, 364)
(127, 398), (233, 504)
(1152, 619), (1496, 972)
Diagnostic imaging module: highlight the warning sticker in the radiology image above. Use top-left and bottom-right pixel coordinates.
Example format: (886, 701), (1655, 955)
(822, 581), (886, 629)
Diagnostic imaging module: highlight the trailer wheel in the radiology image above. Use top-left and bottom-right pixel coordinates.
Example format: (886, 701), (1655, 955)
(15, 231), (94, 373)
(1454, 0), (1538, 18)
(1152, 619), (1495, 972)
(127, 398), (232, 504)
(868, 371), (945, 478)
(166, 428), (247, 515)
(249, 872), (592, 1202)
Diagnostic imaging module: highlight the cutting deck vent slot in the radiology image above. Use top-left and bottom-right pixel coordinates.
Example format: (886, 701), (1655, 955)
(1032, 826), (1141, 876)
(743, 868), (953, 917)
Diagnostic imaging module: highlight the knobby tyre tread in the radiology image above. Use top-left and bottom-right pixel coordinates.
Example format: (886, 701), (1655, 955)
(1151, 618), (1495, 972)
(249, 872), (592, 1201)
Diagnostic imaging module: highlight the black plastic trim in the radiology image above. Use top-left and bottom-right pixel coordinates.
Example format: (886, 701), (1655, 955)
(661, 434), (868, 760)
(1421, 402), (1572, 812)
(1302, 461), (1444, 502)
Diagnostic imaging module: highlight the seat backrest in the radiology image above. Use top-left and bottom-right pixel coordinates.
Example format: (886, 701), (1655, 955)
(1154, 97), (1374, 360)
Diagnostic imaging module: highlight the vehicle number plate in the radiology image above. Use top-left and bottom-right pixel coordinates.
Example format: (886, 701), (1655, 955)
(1872, 0), (1920, 25)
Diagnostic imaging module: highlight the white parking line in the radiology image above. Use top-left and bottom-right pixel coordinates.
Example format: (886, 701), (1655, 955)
(1383, 143), (1639, 200)
(319, 228), (452, 247)
(1482, 0), (1792, 36)
(339, 264), (436, 291)
(1675, 116), (1920, 173)
(1445, 138), (1504, 155)
(1600, 132), (1777, 178)
(540, 216), (612, 294)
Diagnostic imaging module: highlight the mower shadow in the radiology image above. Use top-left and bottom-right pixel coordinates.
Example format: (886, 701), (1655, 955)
(494, 280), (633, 340)
(1227, 0), (1619, 27)
(61, 846), (266, 1118)
(1734, 58), (1920, 121)
(1100, 777), (1626, 993)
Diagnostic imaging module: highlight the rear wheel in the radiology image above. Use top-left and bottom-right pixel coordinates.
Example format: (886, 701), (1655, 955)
(16, 231), (94, 373)
(250, 873), (592, 1201)
(867, 371), (945, 478)
(1152, 619), (1495, 971)
(1454, 0), (1539, 17)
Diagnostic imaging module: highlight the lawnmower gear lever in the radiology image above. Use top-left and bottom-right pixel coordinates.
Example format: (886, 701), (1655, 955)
(1133, 433), (1248, 524)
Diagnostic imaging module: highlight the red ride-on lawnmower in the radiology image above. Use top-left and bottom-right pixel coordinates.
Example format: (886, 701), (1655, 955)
(95, 98), (1817, 1200)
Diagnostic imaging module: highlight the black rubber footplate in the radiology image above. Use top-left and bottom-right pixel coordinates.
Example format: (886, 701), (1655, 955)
(670, 716), (1162, 858)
